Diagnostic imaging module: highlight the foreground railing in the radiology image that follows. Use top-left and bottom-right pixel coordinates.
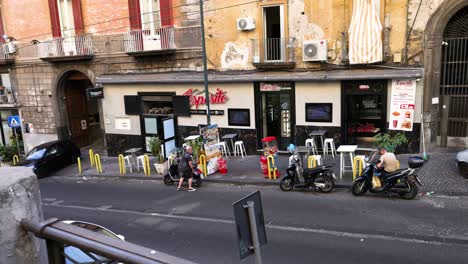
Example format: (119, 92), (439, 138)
(21, 218), (197, 264)
(37, 35), (94, 58)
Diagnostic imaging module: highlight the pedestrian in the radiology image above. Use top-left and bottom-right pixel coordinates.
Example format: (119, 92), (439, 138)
(177, 146), (196, 192)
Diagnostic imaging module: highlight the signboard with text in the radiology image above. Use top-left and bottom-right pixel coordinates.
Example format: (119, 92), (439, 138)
(389, 80), (416, 131)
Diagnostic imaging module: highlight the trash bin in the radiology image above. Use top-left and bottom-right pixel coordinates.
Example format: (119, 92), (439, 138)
(218, 157), (227, 174)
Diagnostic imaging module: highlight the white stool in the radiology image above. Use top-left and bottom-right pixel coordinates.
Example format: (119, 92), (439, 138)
(311, 155), (323, 166)
(124, 155), (133, 173)
(136, 155), (147, 172)
(218, 141), (229, 157)
(305, 138), (318, 155)
(234, 141), (247, 158)
(323, 138), (337, 158)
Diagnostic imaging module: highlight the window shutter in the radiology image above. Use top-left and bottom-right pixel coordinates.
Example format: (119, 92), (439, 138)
(172, 96), (191, 116)
(159, 0), (173, 27)
(48, 0), (62, 37)
(124, 96), (141, 115)
(72, 0), (84, 34)
(128, 0), (142, 30)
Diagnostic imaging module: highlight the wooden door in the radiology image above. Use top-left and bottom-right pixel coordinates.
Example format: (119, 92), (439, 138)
(65, 80), (89, 147)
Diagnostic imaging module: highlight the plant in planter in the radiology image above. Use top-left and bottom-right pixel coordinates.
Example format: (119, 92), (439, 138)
(148, 137), (168, 174)
(373, 132), (408, 153)
(186, 137), (204, 162)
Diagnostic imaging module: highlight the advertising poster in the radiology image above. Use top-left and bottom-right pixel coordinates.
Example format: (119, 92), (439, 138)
(389, 80), (416, 131)
(200, 124), (221, 160)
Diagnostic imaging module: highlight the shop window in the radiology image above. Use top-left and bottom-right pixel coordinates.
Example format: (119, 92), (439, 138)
(0, 109), (18, 146)
(228, 109), (250, 127)
(305, 103), (333, 123)
(141, 95), (173, 115)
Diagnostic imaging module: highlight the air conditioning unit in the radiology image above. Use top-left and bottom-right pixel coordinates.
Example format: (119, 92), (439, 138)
(4, 42), (16, 54)
(237, 17), (255, 31)
(143, 34), (162, 51)
(303, 40), (328, 62)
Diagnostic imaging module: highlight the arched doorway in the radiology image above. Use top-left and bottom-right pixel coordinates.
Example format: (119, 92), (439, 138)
(58, 71), (102, 148)
(439, 6), (468, 148)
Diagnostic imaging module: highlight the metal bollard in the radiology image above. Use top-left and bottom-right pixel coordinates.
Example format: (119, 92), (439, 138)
(13, 154), (19, 166)
(199, 154), (207, 177)
(118, 154), (126, 175)
(94, 154), (102, 174)
(143, 154), (151, 176)
(267, 155), (277, 180)
(89, 149), (95, 167)
(353, 157), (364, 180)
(77, 157), (82, 176)
(308, 156), (317, 168)
(397, 160), (400, 169)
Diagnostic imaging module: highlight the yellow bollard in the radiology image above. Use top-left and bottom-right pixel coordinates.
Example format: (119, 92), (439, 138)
(397, 160), (400, 169)
(308, 156), (317, 169)
(143, 154), (151, 176)
(267, 155), (278, 180)
(118, 154), (126, 175)
(353, 157), (364, 180)
(94, 154), (102, 174)
(13, 155), (19, 166)
(199, 154), (207, 177)
(89, 149), (95, 167)
(77, 157), (82, 176)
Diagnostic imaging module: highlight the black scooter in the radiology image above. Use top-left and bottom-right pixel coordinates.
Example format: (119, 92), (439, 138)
(280, 152), (336, 192)
(351, 152), (423, 200)
(163, 150), (203, 187)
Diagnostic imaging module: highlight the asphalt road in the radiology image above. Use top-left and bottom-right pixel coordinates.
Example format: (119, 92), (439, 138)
(39, 176), (468, 264)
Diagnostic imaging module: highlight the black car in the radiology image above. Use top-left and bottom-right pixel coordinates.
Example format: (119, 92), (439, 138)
(18, 140), (81, 178)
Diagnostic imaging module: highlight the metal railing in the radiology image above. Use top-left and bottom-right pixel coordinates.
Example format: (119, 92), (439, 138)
(0, 42), (14, 60)
(37, 35), (94, 58)
(124, 26), (201, 53)
(21, 218), (197, 264)
(251, 37), (295, 64)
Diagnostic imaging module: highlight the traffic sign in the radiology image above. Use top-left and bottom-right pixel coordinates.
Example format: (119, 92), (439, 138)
(7, 115), (21, 128)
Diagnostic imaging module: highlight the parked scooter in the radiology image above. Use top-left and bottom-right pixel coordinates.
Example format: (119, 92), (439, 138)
(164, 149), (203, 187)
(351, 152), (423, 200)
(280, 144), (335, 192)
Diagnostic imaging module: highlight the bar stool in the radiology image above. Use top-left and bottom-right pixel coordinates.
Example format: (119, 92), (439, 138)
(124, 155), (133, 173)
(136, 155), (147, 172)
(218, 141), (229, 157)
(234, 141), (247, 158)
(323, 138), (337, 158)
(305, 138), (318, 155)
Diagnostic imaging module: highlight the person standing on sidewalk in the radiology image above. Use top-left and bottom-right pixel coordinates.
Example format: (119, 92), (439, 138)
(177, 146), (196, 192)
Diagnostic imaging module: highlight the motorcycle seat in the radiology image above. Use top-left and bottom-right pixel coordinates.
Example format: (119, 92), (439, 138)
(303, 167), (325, 175)
(384, 169), (408, 177)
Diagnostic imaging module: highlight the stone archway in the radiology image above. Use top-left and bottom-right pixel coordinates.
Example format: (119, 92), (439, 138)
(423, 0), (468, 151)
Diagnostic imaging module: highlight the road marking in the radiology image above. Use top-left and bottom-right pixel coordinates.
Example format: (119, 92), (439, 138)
(43, 203), (468, 246)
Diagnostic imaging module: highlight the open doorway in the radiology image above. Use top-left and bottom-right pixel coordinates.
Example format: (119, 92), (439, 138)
(263, 5), (284, 62)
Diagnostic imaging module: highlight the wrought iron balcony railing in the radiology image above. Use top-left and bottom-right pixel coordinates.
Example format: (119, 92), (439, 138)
(37, 35), (94, 61)
(251, 38), (296, 68)
(0, 42), (15, 64)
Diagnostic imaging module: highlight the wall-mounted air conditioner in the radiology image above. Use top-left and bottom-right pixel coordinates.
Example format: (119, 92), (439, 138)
(143, 34), (162, 51)
(303, 40), (328, 62)
(237, 17), (255, 31)
(62, 38), (77, 56)
(4, 42), (16, 54)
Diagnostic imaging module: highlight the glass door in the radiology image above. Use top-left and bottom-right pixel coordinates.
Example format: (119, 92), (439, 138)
(260, 88), (292, 150)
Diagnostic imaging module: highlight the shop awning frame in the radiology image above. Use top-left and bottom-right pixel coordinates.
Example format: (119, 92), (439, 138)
(96, 68), (424, 85)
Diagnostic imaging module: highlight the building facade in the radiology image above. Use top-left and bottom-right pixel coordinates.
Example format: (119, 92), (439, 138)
(0, 0), (466, 156)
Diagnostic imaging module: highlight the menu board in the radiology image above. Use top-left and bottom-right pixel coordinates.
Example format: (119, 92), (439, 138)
(389, 80), (416, 131)
(200, 124), (221, 160)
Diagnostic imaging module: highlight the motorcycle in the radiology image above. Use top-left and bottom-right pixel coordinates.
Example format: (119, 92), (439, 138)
(163, 150), (203, 187)
(351, 153), (423, 200)
(280, 147), (336, 192)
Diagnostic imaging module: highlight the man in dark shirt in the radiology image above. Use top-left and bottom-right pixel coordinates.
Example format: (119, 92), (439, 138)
(177, 146), (196, 192)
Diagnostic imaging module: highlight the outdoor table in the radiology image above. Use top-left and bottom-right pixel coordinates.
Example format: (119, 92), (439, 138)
(221, 133), (238, 154)
(336, 145), (358, 179)
(309, 129), (327, 152)
(124, 147), (143, 168)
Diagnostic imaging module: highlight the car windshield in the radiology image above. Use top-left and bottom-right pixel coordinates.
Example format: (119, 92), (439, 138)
(26, 147), (47, 160)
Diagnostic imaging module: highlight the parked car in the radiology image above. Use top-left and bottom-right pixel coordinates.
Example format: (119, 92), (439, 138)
(17, 140), (81, 178)
(456, 149), (468, 178)
(62, 220), (125, 264)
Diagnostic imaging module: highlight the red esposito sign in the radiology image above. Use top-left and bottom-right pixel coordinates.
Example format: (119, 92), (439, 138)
(182, 88), (229, 109)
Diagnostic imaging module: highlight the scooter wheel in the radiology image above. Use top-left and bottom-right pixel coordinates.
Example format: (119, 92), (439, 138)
(317, 177), (335, 193)
(399, 181), (418, 200)
(280, 178), (293, 191)
(164, 176), (175, 185)
(351, 180), (368, 196)
(192, 177), (202, 187)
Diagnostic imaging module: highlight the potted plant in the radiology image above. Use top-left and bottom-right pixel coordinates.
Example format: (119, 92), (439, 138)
(186, 137), (204, 162)
(373, 132), (408, 153)
(148, 137), (168, 174)
(0, 144), (19, 167)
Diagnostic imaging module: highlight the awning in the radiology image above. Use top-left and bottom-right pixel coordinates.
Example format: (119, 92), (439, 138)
(348, 0), (383, 64)
(96, 68), (424, 85)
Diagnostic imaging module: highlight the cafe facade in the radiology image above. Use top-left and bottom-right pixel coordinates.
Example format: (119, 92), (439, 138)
(97, 69), (424, 156)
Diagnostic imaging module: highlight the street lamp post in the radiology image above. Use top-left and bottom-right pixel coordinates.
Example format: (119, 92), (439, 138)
(199, 0), (211, 125)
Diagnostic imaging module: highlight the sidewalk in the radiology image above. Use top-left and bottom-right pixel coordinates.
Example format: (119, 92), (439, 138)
(52, 151), (468, 195)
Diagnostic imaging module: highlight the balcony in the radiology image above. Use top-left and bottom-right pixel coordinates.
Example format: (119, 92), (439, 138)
(37, 35), (94, 62)
(124, 26), (201, 57)
(0, 43), (15, 64)
(251, 38), (296, 69)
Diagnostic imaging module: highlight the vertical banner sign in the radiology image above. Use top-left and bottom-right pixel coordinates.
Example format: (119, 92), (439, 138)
(389, 80), (416, 131)
(200, 124), (221, 160)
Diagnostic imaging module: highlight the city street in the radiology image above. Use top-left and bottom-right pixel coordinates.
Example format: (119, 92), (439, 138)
(40, 176), (468, 264)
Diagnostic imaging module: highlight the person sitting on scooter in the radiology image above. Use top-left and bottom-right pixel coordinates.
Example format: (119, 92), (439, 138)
(177, 146), (196, 192)
(377, 147), (399, 188)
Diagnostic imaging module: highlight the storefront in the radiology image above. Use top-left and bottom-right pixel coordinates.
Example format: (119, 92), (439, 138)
(0, 109), (20, 146)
